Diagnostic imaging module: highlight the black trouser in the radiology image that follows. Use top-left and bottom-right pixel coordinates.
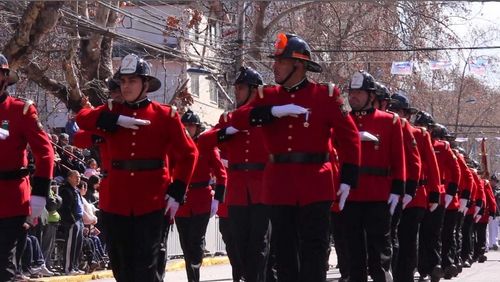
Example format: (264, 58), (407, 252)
(454, 212), (465, 267)
(390, 202), (403, 272)
(271, 201), (331, 282)
(418, 205), (445, 276)
(461, 214), (474, 263)
(0, 216), (26, 281)
(176, 213), (210, 282)
(441, 209), (458, 268)
(331, 211), (350, 279)
(157, 216), (171, 280)
(61, 219), (84, 273)
(473, 222), (487, 260)
(266, 229), (277, 282)
(219, 217), (243, 282)
(229, 204), (271, 282)
(394, 207), (425, 282)
(101, 210), (164, 282)
(343, 201), (392, 282)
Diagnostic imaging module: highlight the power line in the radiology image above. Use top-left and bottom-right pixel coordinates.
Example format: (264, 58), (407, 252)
(312, 45), (500, 53)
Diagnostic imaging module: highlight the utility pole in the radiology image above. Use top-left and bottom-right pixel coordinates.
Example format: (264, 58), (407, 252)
(235, 1), (246, 71)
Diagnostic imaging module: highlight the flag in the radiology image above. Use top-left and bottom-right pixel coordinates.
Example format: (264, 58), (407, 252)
(429, 60), (452, 70)
(469, 59), (487, 76)
(480, 138), (489, 179)
(391, 61), (413, 75)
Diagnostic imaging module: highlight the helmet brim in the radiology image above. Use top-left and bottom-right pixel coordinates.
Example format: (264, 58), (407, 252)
(268, 54), (323, 73)
(146, 76), (161, 92)
(7, 71), (18, 86)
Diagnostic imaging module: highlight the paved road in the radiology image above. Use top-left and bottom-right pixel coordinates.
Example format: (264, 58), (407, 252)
(94, 249), (500, 281)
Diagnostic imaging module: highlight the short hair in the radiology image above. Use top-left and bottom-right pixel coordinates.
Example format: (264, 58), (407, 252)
(67, 170), (80, 179)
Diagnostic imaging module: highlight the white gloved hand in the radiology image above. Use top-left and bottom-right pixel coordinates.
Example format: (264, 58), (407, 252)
(210, 199), (219, 218)
(165, 196), (180, 221)
(221, 158), (229, 168)
(225, 126), (239, 135)
(429, 203), (439, 212)
(444, 194), (454, 208)
(0, 128), (9, 140)
(337, 183), (350, 211)
(117, 115), (151, 130)
(474, 214), (482, 223)
(30, 195), (46, 218)
(387, 193), (400, 215)
(458, 199), (468, 214)
(271, 104), (308, 118)
(473, 206), (481, 218)
(402, 194), (413, 209)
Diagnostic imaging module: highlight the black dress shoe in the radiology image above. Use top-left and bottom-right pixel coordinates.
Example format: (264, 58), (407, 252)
(419, 275), (431, 282)
(462, 260), (471, 268)
(478, 255), (487, 263)
(443, 265), (458, 279)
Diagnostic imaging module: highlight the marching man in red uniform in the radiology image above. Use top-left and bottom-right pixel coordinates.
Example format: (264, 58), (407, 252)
(230, 33), (361, 281)
(345, 70), (405, 282)
(76, 54), (198, 282)
(0, 53), (55, 281)
(203, 66), (272, 282)
(175, 110), (227, 282)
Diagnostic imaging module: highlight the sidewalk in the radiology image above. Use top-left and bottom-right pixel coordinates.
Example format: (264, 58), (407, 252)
(29, 256), (229, 282)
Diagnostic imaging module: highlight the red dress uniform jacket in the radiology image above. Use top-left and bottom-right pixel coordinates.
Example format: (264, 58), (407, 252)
(480, 180), (497, 223)
(330, 140), (341, 213)
(468, 171), (484, 216)
(231, 81), (360, 206)
(453, 150), (473, 201)
(176, 133), (227, 217)
(203, 112), (269, 206)
(400, 119), (421, 198)
(348, 109), (406, 202)
(76, 100), (198, 216)
(433, 140), (460, 209)
(0, 94), (54, 218)
(406, 126), (441, 209)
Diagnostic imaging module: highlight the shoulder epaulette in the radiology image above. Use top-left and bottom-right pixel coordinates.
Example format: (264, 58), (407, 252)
(258, 85), (265, 99)
(401, 117), (407, 127)
(420, 127), (427, 136)
(328, 82), (335, 97)
(443, 141), (449, 150)
(392, 112), (399, 124)
(16, 98), (35, 115)
(170, 105), (177, 118)
(107, 99), (114, 111)
(223, 112), (229, 123)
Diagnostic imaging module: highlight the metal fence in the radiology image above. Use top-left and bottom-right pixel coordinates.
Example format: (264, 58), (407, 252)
(167, 216), (226, 257)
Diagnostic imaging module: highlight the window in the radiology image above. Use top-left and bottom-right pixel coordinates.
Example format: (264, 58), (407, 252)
(190, 76), (199, 97)
(209, 81), (218, 104)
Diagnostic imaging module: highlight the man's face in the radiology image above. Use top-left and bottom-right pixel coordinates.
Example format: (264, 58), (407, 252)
(120, 75), (146, 102)
(68, 172), (81, 187)
(184, 124), (198, 138)
(272, 57), (296, 84)
(348, 89), (372, 111)
(109, 89), (124, 103)
(234, 83), (251, 106)
(0, 70), (8, 90)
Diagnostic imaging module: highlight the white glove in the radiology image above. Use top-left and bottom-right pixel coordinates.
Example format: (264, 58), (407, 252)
(387, 193), (399, 215)
(474, 214), (482, 223)
(117, 115), (151, 130)
(473, 206), (481, 218)
(210, 199), (219, 218)
(444, 194), (454, 208)
(271, 104), (308, 118)
(402, 194), (413, 209)
(429, 203), (439, 212)
(458, 199), (468, 214)
(0, 128), (9, 140)
(225, 126), (239, 135)
(165, 196), (180, 221)
(337, 183), (350, 211)
(30, 195), (46, 218)
(221, 158), (229, 168)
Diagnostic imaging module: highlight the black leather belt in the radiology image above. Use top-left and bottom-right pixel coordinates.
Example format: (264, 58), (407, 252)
(269, 152), (329, 164)
(229, 163), (266, 171)
(0, 168), (30, 180)
(359, 166), (390, 177)
(419, 179), (428, 186)
(111, 159), (164, 171)
(189, 181), (210, 189)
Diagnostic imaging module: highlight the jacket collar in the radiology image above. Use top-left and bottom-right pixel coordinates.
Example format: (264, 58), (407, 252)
(351, 107), (375, 117)
(283, 78), (308, 93)
(124, 98), (151, 109)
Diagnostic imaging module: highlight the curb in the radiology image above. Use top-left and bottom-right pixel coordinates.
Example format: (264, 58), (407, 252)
(30, 256), (229, 282)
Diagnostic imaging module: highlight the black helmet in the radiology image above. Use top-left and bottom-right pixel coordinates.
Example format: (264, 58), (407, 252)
(105, 77), (120, 92)
(269, 33), (322, 73)
(349, 70), (377, 92)
(0, 54), (19, 86)
(375, 82), (391, 100)
(181, 109), (201, 125)
(491, 174), (498, 182)
(388, 92), (418, 114)
(234, 66), (263, 86)
(431, 123), (453, 139)
(414, 111), (435, 126)
(117, 54), (161, 92)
